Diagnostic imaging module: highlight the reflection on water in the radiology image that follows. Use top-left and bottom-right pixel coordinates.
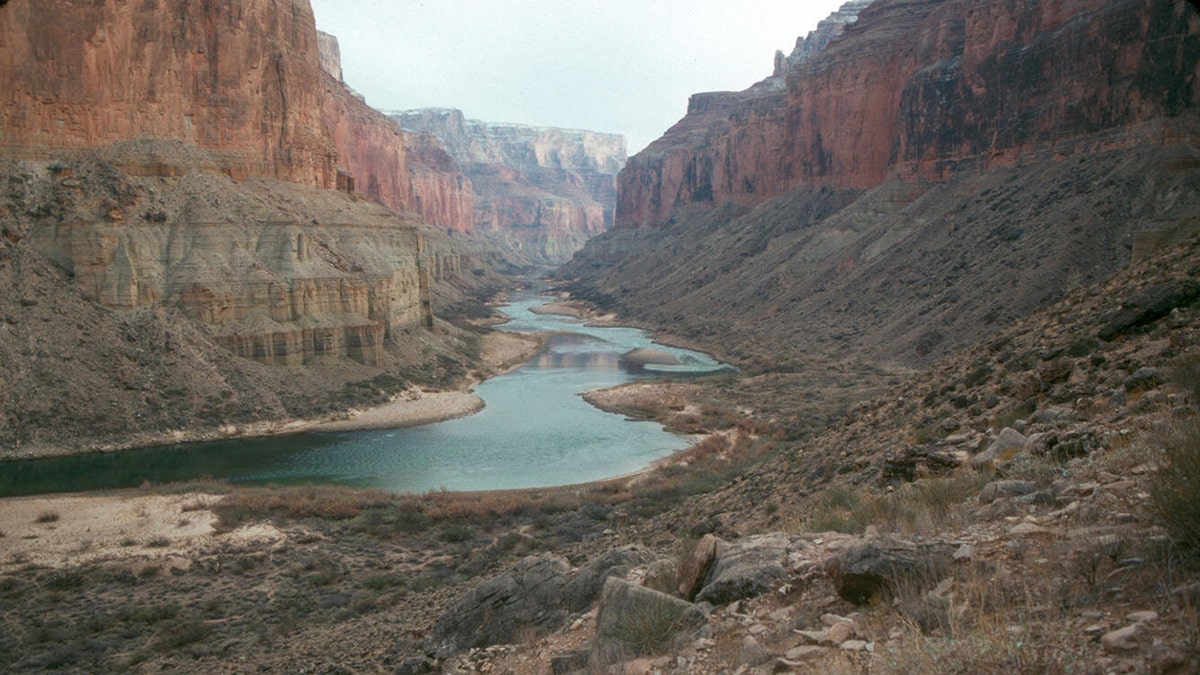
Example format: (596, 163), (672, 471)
(0, 289), (730, 497)
(526, 334), (623, 370)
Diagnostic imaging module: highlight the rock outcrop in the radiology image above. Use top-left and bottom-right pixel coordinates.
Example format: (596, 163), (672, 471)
(615, 0), (1200, 229)
(0, 0), (337, 187)
(11, 148), (432, 368)
(395, 108), (626, 264)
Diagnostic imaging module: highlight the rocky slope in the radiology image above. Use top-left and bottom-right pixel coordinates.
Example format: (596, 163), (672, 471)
(561, 0), (1200, 370)
(395, 108), (626, 265)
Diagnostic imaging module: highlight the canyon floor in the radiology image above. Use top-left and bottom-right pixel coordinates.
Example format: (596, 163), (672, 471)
(1, 241), (1199, 674)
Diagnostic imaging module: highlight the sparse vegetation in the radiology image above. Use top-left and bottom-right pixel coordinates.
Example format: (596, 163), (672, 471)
(34, 511), (59, 524)
(1150, 419), (1200, 552)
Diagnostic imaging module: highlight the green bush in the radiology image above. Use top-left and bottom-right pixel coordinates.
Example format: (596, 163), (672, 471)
(440, 524), (473, 543)
(1150, 419), (1200, 551)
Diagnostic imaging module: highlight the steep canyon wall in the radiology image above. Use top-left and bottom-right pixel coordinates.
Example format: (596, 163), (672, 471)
(564, 0), (1200, 367)
(317, 32), (472, 231)
(617, 0), (1200, 228)
(0, 0), (337, 187)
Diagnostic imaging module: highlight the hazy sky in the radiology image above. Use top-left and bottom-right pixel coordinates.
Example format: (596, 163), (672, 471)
(309, 1), (849, 154)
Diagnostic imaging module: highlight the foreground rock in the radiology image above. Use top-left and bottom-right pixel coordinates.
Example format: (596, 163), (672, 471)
(825, 536), (953, 605)
(591, 578), (708, 668)
(426, 546), (658, 658)
(695, 533), (790, 605)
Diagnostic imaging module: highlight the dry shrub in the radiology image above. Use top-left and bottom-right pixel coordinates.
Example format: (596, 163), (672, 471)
(1150, 418), (1200, 551)
(214, 485), (398, 529)
(802, 470), (988, 536)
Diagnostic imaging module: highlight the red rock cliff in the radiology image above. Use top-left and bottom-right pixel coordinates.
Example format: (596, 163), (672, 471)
(0, 0), (337, 187)
(618, 0), (1200, 228)
(317, 34), (472, 231)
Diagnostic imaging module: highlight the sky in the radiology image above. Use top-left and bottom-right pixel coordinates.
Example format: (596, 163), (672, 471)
(308, 1), (849, 155)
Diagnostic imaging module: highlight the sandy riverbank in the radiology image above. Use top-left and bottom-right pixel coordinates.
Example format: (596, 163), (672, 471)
(1, 330), (547, 461)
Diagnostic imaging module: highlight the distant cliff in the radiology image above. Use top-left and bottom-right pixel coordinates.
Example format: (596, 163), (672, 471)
(394, 108), (626, 264)
(617, 0), (1200, 228)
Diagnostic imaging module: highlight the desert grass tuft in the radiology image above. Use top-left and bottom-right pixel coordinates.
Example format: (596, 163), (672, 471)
(1150, 418), (1200, 552)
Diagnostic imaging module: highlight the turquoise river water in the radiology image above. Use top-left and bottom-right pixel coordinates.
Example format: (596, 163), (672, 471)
(0, 291), (728, 497)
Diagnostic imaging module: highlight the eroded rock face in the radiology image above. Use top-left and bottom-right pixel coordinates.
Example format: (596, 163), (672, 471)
(617, 0), (1200, 228)
(395, 108), (626, 264)
(14, 154), (432, 367)
(0, 0), (337, 187)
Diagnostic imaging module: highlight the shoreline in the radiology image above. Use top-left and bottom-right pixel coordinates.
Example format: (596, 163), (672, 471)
(1, 329), (548, 463)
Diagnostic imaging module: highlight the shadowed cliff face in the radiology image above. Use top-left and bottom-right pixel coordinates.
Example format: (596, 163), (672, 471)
(616, 0), (1200, 229)
(395, 108), (626, 265)
(0, 0), (337, 187)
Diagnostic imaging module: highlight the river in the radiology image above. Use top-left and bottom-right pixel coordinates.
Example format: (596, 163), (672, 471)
(0, 290), (728, 497)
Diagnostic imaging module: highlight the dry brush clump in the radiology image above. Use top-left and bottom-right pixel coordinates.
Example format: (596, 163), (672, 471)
(801, 469), (990, 537)
(1150, 418), (1200, 553)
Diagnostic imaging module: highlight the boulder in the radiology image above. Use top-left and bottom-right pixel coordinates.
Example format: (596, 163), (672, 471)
(882, 444), (964, 482)
(425, 554), (572, 657)
(563, 545), (658, 613)
(971, 427), (1028, 468)
(696, 533), (790, 605)
(1123, 367), (1164, 392)
(592, 578), (708, 667)
(1098, 281), (1200, 341)
(978, 480), (1038, 504)
(825, 536), (952, 605)
(677, 534), (719, 601)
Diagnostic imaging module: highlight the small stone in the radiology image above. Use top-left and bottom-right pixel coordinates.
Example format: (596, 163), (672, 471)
(1009, 522), (1050, 536)
(815, 613), (845, 627)
(784, 646), (824, 661)
(768, 607), (792, 622)
(1127, 610), (1158, 623)
(1101, 623), (1142, 652)
(748, 623), (768, 636)
(693, 638), (715, 651)
(840, 640), (868, 652)
(952, 544), (975, 562)
(1084, 624), (1106, 635)
(824, 621), (855, 645)
(793, 629), (826, 645)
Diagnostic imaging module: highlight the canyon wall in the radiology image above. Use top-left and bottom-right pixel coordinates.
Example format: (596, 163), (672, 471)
(617, 0), (1200, 228)
(395, 108), (626, 264)
(563, 0), (1200, 367)
(316, 32), (472, 231)
(0, 0), (337, 187)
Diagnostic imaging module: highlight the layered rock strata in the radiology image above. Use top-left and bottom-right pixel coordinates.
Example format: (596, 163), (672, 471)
(395, 108), (626, 264)
(617, 0), (1200, 228)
